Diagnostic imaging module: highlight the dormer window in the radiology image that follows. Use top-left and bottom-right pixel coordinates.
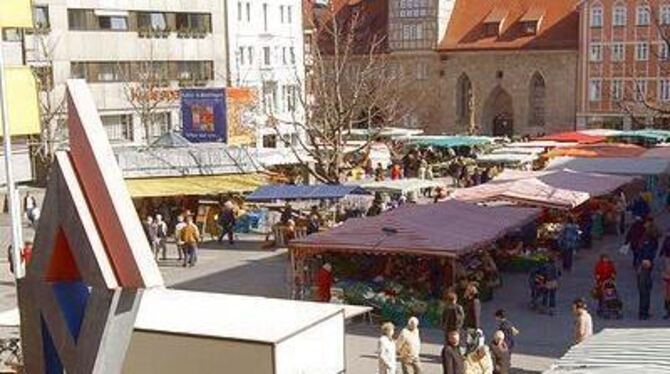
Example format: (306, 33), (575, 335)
(519, 6), (544, 35)
(483, 7), (508, 37)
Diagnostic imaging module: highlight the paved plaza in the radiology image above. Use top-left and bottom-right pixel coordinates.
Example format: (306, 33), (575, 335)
(1, 197), (669, 373)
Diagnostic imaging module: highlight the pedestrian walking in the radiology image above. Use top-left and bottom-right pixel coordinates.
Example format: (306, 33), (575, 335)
(489, 330), (511, 374)
(462, 283), (481, 332)
(441, 291), (465, 339)
(396, 317), (422, 374)
(626, 216), (646, 268)
(155, 214), (168, 260)
(143, 216), (158, 258)
(442, 330), (465, 374)
(378, 322), (397, 374)
(179, 215), (200, 267)
(557, 217), (580, 271)
(174, 215), (187, 261)
(640, 219), (660, 265)
(24, 193), (38, 227)
(541, 258), (561, 315)
(315, 263), (334, 302)
(494, 309), (518, 352)
(217, 201), (236, 245)
(528, 265), (546, 311)
(572, 298), (593, 345)
(663, 266), (670, 319)
(637, 259), (653, 320)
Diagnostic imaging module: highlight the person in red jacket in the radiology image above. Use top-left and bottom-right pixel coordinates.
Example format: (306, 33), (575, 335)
(315, 263), (334, 302)
(594, 254), (617, 289)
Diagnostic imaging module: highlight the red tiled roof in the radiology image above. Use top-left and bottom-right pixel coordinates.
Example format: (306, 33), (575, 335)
(439, 0), (580, 51)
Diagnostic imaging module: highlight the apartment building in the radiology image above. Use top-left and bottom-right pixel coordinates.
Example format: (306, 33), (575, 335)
(578, 0), (670, 129)
(227, 0), (305, 149)
(3, 0), (226, 146)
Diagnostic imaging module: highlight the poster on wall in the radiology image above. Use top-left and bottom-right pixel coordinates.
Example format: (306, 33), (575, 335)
(181, 88), (227, 143)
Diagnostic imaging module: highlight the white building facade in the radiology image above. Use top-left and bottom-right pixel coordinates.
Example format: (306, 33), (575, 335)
(226, 0), (305, 149)
(3, 0), (227, 146)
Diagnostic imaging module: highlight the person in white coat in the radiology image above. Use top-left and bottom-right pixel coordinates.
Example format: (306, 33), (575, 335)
(378, 322), (397, 374)
(396, 316), (422, 373)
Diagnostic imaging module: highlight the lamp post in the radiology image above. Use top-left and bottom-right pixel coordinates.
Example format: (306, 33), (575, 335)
(0, 28), (25, 279)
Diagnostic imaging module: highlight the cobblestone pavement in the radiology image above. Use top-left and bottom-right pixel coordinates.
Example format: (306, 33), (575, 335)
(1, 192), (669, 373)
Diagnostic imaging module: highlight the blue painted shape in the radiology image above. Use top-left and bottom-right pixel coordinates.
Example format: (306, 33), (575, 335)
(52, 281), (90, 342)
(41, 315), (63, 374)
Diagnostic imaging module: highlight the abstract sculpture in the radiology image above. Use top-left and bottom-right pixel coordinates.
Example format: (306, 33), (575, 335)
(19, 80), (164, 373)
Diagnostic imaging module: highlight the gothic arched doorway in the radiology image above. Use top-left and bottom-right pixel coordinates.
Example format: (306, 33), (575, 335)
(483, 86), (514, 137)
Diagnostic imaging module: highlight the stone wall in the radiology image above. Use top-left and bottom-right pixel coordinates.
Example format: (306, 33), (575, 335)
(431, 50), (579, 136)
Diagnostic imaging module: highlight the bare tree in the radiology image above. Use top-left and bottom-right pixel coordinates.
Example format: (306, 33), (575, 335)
(120, 43), (179, 145)
(268, 2), (419, 184)
(26, 31), (67, 165)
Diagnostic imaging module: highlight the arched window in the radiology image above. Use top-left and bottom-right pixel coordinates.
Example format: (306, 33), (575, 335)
(456, 73), (472, 122)
(613, 3), (627, 26)
(529, 72), (546, 127)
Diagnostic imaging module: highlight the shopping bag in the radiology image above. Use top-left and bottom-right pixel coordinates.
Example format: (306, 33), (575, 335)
(618, 244), (630, 255)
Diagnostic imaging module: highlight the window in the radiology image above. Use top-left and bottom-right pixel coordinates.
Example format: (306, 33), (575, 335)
(176, 13), (212, 32)
(97, 63), (122, 81)
(660, 79), (670, 101)
(286, 85), (298, 113)
(591, 7), (603, 27)
(98, 15), (128, 31)
(263, 46), (271, 65)
(416, 62), (429, 80)
(289, 47), (295, 64)
(176, 61), (213, 81)
(611, 79), (623, 101)
(68, 9), (88, 30)
(662, 5), (670, 25)
(590, 45), (602, 61)
(137, 12), (167, 31)
(262, 134), (277, 148)
(660, 42), (669, 61)
(456, 74), (472, 122)
(612, 43), (625, 61)
(70, 62), (87, 79)
(246, 3), (251, 22)
(288, 6), (293, 23)
(637, 5), (650, 26)
(239, 46), (245, 65)
(635, 80), (647, 101)
(263, 3), (268, 31)
(248, 47), (254, 65)
(613, 6), (626, 26)
(237, 2), (242, 21)
(262, 81), (278, 112)
(282, 47), (287, 64)
(522, 21), (538, 35)
(636, 42), (649, 60)
(33, 6), (50, 29)
(529, 73), (546, 127)
(280, 5), (284, 23)
(589, 79), (602, 101)
(101, 114), (133, 142)
(2, 29), (22, 42)
(148, 112), (172, 140)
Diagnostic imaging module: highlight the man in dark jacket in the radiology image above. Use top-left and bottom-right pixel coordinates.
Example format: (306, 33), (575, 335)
(637, 259), (653, 320)
(217, 202), (236, 245)
(462, 283), (481, 331)
(442, 330), (465, 374)
(441, 291), (464, 339)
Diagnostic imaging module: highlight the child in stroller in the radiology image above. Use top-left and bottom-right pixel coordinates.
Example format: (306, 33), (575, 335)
(597, 278), (623, 319)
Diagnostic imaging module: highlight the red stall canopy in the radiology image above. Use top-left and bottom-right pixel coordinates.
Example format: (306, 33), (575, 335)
(289, 201), (540, 258)
(538, 131), (606, 144)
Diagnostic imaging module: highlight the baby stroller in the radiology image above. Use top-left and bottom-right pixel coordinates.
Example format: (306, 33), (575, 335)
(596, 279), (623, 319)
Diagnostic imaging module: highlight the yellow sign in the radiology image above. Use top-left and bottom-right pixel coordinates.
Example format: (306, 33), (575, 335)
(0, 0), (34, 28)
(0, 66), (41, 137)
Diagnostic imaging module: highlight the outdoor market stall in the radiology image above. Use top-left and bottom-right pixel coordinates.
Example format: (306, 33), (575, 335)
(360, 178), (445, 197)
(545, 143), (646, 158)
(538, 131), (606, 144)
(452, 169), (636, 271)
(288, 201), (540, 326)
(608, 129), (670, 147)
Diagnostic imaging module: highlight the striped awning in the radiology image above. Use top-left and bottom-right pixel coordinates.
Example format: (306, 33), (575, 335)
(546, 328), (670, 374)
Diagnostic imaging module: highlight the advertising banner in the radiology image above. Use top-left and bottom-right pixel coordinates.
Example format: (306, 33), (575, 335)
(181, 89), (227, 143)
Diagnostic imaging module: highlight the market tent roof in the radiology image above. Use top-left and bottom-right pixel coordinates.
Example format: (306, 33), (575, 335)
(611, 130), (670, 143)
(246, 184), (368, 202)
(494, 169), (634, 196)
(641, 146), (670, 159)
(546, 328), (670, 374)
(579, 129), (623, 137)
(452, 178), (590, 209)
(407, 135), (494, 148)
(545, 143), (646, 158)
(476, 153), (539, 165)
(290, 201), (540, 257)
(506, 141), (579, 149)
(546, 157), (670, 176)
(360, 178), (445, 194)
(126, 173), (267, 197)
(538, 131), (606, 144)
